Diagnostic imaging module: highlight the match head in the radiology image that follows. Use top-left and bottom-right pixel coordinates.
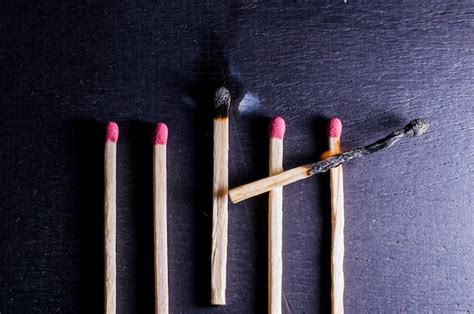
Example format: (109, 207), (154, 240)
(328, 117), (342, 138)
(106, 122), (119, 143)
(405, 118), (429, 137)
(269, 116), (286, 139)
(153, 123), (168, 145)
(214, 87), (231, 118)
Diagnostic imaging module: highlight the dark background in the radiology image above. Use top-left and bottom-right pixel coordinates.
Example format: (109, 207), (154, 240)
(1, 1), (473, 313)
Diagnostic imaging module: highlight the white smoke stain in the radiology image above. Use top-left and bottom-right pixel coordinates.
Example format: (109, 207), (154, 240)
(238, 92), (261, 114)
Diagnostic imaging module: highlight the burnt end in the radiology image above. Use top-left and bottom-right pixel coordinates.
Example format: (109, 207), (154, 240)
(214, 106), (229, 118)
(214, 87), (231, 118)
(405, 118), (429, 137)
(308, 118), (428, 175)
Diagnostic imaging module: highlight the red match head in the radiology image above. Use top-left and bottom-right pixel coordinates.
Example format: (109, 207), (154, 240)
(106, 122), (119, 143)
(270, 116), (286, 139)
(153, 123), (168, 145)
(327, 118), (342, 138)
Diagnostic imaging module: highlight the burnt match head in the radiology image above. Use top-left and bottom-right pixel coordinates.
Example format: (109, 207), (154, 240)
(404, 118), (429, 137)
(214, 87), (231, 118)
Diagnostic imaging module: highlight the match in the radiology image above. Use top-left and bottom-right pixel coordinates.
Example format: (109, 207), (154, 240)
(229, 118), (429, 204)
(328, 118), (345, 314)
(211, 87), (231, 305)
(268, 117), (285, 314)
(153, 123), (169, 314)
(104, 121), (118, 314)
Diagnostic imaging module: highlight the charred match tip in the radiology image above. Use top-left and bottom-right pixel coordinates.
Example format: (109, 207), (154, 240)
(153, 122), (168, 145)
(214, 87), (231, 117)
(405, 118), (429, 137)
(328, 117), (342, 138)
(106, 122), (119, 143)
(214, 87), (231, 108)
(270, 116), (286, 139)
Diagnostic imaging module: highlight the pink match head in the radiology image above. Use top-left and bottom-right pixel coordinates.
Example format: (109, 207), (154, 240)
(327, 118), (342, 138)
(269, 116), (286, 139)
(153, 123), (168, 145)
(106, 122), (119, 143)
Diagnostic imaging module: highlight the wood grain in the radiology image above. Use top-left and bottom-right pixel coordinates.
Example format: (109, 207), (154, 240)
(211, 118), (229, 305)
(329, 137), (344, 314)
(268, 137), (283, 314)
(229, 166), (310, 203)
(104, 141), (117, 314)
(153, 144), (169, 314)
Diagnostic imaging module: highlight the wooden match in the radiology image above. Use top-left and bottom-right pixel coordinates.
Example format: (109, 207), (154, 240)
(229, 119), (429, 203)
(153, 123), (169, 314)
(328, 118), (344, 314)
(104, 121), (118, 314)
(268, 117), (285, 314)
(211, 87), (231, 305)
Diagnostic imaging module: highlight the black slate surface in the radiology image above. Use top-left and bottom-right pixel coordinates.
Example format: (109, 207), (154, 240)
(1, 1), (473, 313)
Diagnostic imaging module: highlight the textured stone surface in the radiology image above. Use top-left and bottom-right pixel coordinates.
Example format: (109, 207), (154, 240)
(1, 1), (473, 313)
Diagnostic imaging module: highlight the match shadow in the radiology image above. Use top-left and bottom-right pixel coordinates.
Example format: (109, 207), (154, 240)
(248, 116), (271, 313)
(126, 121), (155, 313)
(188, 90), (213, 306)
(75, 120), (104, 313)
(186, 32), (244, 306)
(313, 117), (332, 313)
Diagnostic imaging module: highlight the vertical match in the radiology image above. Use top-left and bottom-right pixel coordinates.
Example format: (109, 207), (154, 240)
(211, 87), (231, 305)
(104, 121), (118, 314)
(328, 118), (345, 314)
(153, 123), (169, 314)
(268, 117), (285, 314)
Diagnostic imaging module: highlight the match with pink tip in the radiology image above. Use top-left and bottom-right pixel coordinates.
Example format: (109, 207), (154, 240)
(154, 123), (168, 145)
(153, 121), (169, 313)
(328, 117), (342, 138)
(268, 116), (285, 313)
(106, 121), (119, 143)
(104, 121), (118, 314)
(270, 116), (286, 139)
(328, 117), (345, 314)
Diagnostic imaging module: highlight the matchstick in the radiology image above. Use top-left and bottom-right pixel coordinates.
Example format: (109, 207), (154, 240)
(104, 121), (118, 314)
(211, 87), (231, 305)
(268, 117), (285, 314)
(328, 118), (344, 314)
(229, 118), (428, 203)
(153, 123), (169, 314)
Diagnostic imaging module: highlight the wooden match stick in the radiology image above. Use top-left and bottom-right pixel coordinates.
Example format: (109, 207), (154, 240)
(211, 87), (231, 305)
(328, 118), (344, 314)
(104, 121), (118, 314)
(229, 118), (429, 203)
(153, 123), (169, 314)
(268, 117), (285, 314)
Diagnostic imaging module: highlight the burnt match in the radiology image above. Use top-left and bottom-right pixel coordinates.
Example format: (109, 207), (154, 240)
(229, 118), (429, 203)
(211, 87), (231, 305)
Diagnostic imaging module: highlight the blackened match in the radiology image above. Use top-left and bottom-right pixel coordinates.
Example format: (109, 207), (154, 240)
(228, 118), (429, 203)
(308, 118), (429, 175)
